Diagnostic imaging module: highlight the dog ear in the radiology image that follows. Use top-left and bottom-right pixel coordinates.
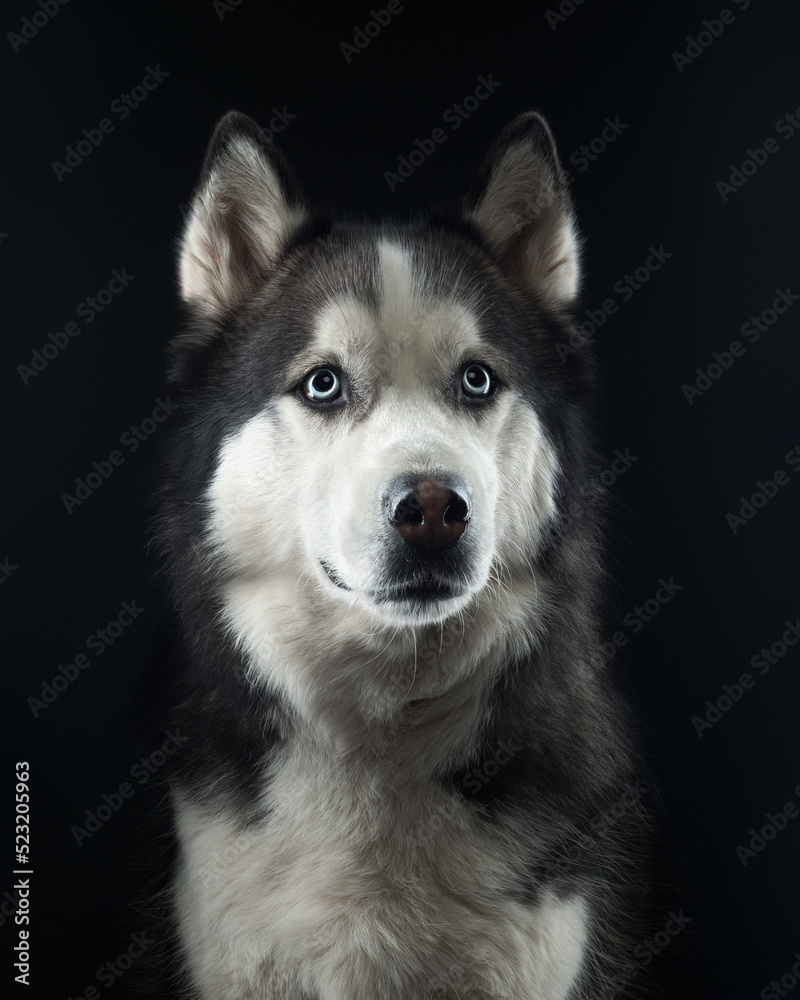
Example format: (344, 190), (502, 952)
(465, 112), (580, 303)
(178, 110), (307, 316)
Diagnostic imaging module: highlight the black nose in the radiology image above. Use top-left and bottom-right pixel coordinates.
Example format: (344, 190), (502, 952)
(390, 480), (469, 554)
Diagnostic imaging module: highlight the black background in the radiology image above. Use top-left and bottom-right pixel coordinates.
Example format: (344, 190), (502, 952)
(3, 0), (799, 997)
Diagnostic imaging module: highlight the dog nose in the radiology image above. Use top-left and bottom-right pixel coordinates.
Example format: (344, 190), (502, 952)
(391, 480), (469, 553)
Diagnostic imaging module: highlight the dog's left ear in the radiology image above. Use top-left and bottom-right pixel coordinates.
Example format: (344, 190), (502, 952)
(465, 112), (580, 303)
(178, 110), (307, 316)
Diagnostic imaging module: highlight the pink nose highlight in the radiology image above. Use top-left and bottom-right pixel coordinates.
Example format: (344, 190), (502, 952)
(393, 480), (468, 553)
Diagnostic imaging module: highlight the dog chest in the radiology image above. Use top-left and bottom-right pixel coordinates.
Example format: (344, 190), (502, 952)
(173, 747), (588, 999)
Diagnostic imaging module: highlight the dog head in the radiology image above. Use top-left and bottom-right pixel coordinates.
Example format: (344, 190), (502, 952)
(168, 110), (589, 700)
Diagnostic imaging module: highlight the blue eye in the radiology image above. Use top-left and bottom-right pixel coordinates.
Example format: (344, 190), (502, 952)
(461, 364), (493, 398)
(303, 368), (341, 401)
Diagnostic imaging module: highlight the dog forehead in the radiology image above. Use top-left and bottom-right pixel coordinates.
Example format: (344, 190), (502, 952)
(304, 240), (486, 378)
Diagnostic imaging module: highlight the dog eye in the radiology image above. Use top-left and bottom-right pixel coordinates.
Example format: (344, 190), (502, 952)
(303, 368), (341, 402)
(461, 363), (494, 398)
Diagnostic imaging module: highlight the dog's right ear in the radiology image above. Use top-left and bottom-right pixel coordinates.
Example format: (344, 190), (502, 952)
(178, 110), (307, 317)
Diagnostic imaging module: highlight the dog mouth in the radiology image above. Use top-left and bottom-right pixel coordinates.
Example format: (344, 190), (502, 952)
(372, 572), (464, 605)
(321, 561), (351, 591)
(321, 561), (463, 604)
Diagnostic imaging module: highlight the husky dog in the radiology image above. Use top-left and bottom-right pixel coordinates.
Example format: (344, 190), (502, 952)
(155, 108), (647, 999)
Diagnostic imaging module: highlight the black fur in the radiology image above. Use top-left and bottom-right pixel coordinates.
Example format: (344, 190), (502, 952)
(142, 109), (651, 999)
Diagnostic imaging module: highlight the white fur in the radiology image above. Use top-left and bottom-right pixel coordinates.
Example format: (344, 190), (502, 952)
(177, 244), (581, 998)
(175, 783), (588, 1000)
(205, 243), (559, 717)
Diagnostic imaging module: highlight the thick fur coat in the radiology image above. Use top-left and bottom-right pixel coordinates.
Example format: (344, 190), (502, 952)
(152, 109), (648, 999)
